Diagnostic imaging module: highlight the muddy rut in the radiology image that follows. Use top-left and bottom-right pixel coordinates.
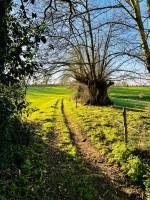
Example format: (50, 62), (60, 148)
(61, 99), (143, 200)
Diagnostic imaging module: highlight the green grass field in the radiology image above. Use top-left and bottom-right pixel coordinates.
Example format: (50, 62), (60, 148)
(25, 85), (150, 199)
(27, 86), (74, 121)
(109, 86), (150, 110)
(2, 85), (150, 200)
(27, 85), (150, 150)
(28, 85), (150, 110)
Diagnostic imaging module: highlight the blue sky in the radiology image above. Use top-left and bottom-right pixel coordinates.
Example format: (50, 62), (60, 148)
(13, 0), (150, 84)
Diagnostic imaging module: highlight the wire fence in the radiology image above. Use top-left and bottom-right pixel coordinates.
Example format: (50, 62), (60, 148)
(120, 107), (150, 150)
(74, 97), (150, 150)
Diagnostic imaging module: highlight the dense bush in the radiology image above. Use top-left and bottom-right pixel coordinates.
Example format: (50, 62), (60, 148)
(144, 168), (150, 199)
(108, 143), (149, 197)
(109, 142), (134, 165)
(0, 84), (31, 169)
(74, 84), (89, 104)
(121, 155), (145, 183)
(0, 2), (43, 170)
(108, 143), (145, 183)
(0, 2), (48, 199)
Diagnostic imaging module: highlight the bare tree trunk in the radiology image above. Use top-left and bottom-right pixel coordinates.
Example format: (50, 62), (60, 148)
(133, 1), (150, 72)
(86, 81), (97, 105)
(86, 82), (112, 106)
(147, 0), (150, 19)
(96, 86), (112, 106)
(124, 0), (150, 72)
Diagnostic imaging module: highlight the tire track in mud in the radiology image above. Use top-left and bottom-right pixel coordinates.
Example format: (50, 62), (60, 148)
(61, 99), (143, 200)
(46, 99), (60, 142)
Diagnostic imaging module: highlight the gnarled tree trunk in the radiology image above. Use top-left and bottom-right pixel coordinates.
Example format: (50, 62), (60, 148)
(86, 80), (113, 106)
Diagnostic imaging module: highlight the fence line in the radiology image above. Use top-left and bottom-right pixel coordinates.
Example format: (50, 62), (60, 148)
(120, 106), (150, 150)
(113, 105), (147, 112)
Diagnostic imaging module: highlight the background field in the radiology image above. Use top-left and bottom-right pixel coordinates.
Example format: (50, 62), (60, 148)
(109, 86), (150, 110)
(27, 86), (73, 121)
(26, 85), (150, 199)
(27, 85), (150, 149)
(28, 86), (150, 110)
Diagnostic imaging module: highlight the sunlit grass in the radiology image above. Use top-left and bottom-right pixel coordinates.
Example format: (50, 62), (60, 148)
(26, 85), (150, 150)
(64, 98), (150, 150)
(24, 85), (150, 199)
(109, 86), (150, 109)
(26, 86), (74, 121)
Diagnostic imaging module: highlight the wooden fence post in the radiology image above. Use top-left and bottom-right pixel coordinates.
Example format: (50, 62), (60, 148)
(123, 107), (128, 146)
(76, 97), (78, 108)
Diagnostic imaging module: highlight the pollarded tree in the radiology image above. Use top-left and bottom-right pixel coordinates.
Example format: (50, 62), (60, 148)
(57, 0), (140, 105)
(66, 26), (116, 105)
(42, 0), (144, 105)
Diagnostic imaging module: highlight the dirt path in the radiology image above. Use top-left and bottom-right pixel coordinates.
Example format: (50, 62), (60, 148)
(61, 99), (143, 200)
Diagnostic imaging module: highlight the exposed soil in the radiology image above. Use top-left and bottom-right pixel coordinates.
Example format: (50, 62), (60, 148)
(61, 99), (144, 200)
(40, 98), (145, 200)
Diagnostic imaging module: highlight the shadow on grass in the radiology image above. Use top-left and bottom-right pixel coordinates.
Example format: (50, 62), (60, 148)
(0, 120), (142, 200)
(111, 95), (150, 102)
(45, 127), (142, 200)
